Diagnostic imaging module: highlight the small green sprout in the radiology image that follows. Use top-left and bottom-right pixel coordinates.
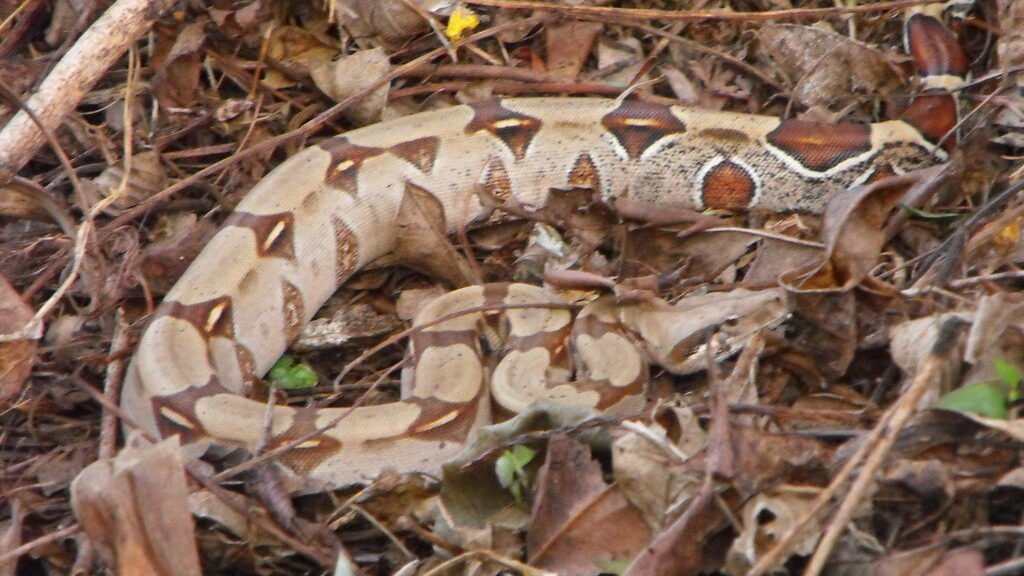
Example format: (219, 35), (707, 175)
(268, 355), (318, 389)
(495, 444), (537, 503)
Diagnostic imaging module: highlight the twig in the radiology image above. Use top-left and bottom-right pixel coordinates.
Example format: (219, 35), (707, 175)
(749, 318), (968, 575)
(0, 0), (173, 175)
(465, 0), (943, 22)
(801, 318), (968, 575)
(99, 309), (131, 460)
(0, 525), (82, 565)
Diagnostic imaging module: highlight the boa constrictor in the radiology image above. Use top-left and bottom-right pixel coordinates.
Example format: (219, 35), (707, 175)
(122, 9), (967, 488)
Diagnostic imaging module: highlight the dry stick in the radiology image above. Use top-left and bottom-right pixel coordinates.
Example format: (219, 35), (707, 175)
(749, 318), (969, 576)
(102, 12), (551, 234)
(99, 310), (131, 460)
(0, 0), (173, 175)
(802, 319), (968, 576)
(466, 0), (943, 22)
(0, 525), (82, 565)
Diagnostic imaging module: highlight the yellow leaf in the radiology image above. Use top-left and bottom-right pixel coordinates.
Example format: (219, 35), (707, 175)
(994, 218), (1021, 249)
(446, 5), (479, 41)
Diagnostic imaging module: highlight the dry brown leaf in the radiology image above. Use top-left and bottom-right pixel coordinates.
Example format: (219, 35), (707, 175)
(152, 22), (205, 109)
(617, 288), (786, 376)
(612, 411), (705, 529)
(545, 21), (602, 79)
(264, 26), (337, 89)
(0, 272), (35, 401)
(725, 487), (823, 574)
(744, 238), (822, 285)
(92, 150), (169, 209)
(70, 434), (201, 576)
(139, 213), (217, 294)
(394, 182), (477, 287)
(872, 546), (983, 576)
(758, 24), (900, 112)
(441, 403), (601, 531)
(310, 47), (391, 124)
(598, 36), (649, 89)
(527, 434), (651, 575)
(293, 303), (402, 351)
(335, 0), (443, 49)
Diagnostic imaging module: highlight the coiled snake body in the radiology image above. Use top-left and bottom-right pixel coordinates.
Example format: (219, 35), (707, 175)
(123, 10), (967, 487)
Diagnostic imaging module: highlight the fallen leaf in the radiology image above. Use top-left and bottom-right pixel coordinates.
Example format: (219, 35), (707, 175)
(310, 47), (391, 124)
(758, 24), (900, 112)
(546, 21), (602, 79)
(725, 487), (823, 574)
(92, 150), (169, 209)
(527, 434), (651, 575)
(394, 182), (477, 287)
(152, 22), (205, 109)
(70, 434), (201, 576)
(294, 303), (402, 351)
(0, 272), (35, 401)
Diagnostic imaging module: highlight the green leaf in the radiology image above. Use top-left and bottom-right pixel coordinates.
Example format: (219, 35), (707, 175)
(995, 359), (1022, 388)
(509, 444), (537, 468)
(268, 355), (318, 389)
(594, 559), (632, 575)
(495, 445), (537, 503)
(936, 382), (1009, 419)
(901, 205), (960, 223)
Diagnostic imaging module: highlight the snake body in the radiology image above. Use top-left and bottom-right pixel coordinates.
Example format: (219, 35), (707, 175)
(122, 11), (966, 487)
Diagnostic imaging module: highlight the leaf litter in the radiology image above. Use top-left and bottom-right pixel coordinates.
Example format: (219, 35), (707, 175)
(2, 0), (1024, 575)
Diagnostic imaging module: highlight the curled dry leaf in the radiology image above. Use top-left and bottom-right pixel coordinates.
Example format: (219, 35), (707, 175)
(336, 0), (449, 49)
(758, 24), (900, 112)
(0, 272), (35, 401)
(70, 434), (201, 576)
(527, 434), (651, 576)
(545, 21), (603, 79)
(310, 47), (391, 124)
(394, 182), (477, 287)
(139, 213), (217, 294)
(293, 303), (402, 351)
(152, 21), (206, 109)
(725, 487), (823, 574)
(612, 410), (705, 530)
(91, 151), (169, 210)
(440, 403), (602, 531)
(263, 26), (337, 89)
(616, 287), (786, 376)
(780, 171), (940, 376)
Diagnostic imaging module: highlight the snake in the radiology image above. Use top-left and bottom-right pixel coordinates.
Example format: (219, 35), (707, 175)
(121, 8), (967, 488)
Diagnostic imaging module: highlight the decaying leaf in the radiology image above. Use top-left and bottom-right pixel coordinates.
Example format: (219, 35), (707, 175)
(546, 21), (603, 79)
(336, 0), (449, 49)
(394, 182), (477, 287)
(758, 24), (900, 112)
(0, 272), (35, 401)
(152, 22), (206, 109)
(91, 151), (169, 209)
(70, 434), (201, 576)
(294, 303), (402, 351)
(263, 26), (338, 89)
(139, 213), (217, 294)
(616, 287), (787, 375)
(725, 487), (823, 574)
(527, 434), (651, 575)
(441, 403), (602, 531)
(310, 47), (391, 124)
(613, 410), (705, 529)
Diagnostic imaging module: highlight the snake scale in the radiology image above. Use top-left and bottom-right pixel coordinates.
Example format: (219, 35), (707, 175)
(122, 8), (967, 487)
